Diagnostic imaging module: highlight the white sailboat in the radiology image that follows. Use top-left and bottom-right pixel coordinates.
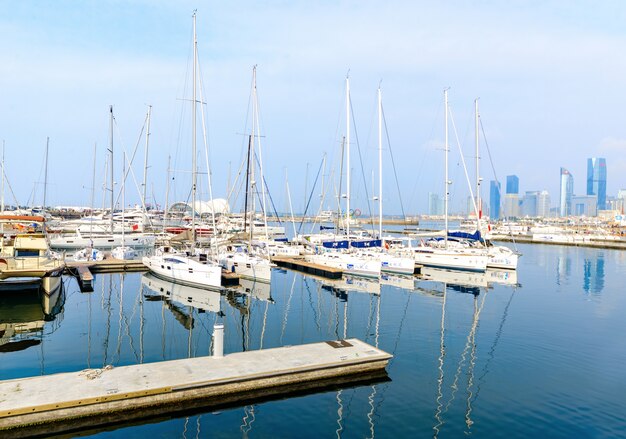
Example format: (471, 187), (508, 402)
(51, 107), (155, 251)
(111, 152), (136, 260)
(305, 75), (381, 278)
(142, 12), (222, 291)
(218, 66), (274, 283)
(409, 90), (488, 272)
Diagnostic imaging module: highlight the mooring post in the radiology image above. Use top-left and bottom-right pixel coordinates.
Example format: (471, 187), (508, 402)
(213, 323), (224, 358)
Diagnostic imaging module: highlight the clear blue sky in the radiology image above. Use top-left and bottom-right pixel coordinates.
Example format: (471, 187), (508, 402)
(2, 1), (625, 215)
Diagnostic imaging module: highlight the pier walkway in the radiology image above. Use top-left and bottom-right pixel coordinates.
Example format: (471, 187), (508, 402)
(0, 338), (391, 437)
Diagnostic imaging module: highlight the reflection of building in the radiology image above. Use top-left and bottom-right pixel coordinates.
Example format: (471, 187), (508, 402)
(587, 158), (607, 210)
(573, 195), (597, 217)
(489, 180), (501, 219)
(583, 254), (605, 295)
(559, 168), (573, 217)
(556, 253), (571, 286)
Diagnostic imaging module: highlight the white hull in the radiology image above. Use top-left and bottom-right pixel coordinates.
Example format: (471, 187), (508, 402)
(306, 252), (381, 278)
(412, 247), (488, 272)
(142, 252), (222, 290)
(219, 253), (273, 283)
(51, 233), (155, 250)
(487, 246), (519, 270)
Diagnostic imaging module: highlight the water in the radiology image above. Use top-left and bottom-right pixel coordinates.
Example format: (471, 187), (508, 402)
(2, 243), (626, 438)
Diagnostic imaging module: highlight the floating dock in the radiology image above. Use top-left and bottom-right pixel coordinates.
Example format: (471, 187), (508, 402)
(272, 256), (343, 279)
(0, 338), (391, 437)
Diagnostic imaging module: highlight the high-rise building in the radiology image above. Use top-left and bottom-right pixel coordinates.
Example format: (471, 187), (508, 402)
(506, 175), (519, 194)
(503, 194), (520, 218)
(521, 191), (539, 217)
(587, 157), (607, 210)
(537, 190), (551, 217)
(573, 195), (597, 217)
(428, 192), (443, 216)
(559, 167), (573, 217)
(489, 180), (501, 220)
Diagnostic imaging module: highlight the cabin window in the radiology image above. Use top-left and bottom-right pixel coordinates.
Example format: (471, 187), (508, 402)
(15, 250), (38, 257)
(188, 268), (193, 273)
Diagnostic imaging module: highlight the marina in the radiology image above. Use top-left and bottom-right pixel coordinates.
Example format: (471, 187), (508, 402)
(2, 3), (626, 438)
(0, 242), (624, 437)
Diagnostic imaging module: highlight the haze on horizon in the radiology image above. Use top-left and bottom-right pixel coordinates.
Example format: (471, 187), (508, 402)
(1, 1), (625, 216)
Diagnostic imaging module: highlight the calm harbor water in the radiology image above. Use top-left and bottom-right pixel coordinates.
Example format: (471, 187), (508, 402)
(2, 243), (626, 438)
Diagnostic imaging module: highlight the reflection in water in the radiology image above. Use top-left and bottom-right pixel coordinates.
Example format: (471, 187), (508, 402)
(0, 280), (65, 354)
(556, 252), (572, 286)
(583, 253), (605, 295)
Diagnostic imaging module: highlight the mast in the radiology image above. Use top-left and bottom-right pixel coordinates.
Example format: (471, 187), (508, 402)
(164, 155), (171, 224)
(345, 75), (351, 237)
(109, 105), (114, 234)
(474, 98), (481, 228)
(251, 66), (268, 239)
(43, 137), (49, 213)
(378, 86), (383, 240)
(191, 11), (197, 244)
(1, 140), (4, 213)
(142, 105), (152, 210)
(444, 89), (449, 249)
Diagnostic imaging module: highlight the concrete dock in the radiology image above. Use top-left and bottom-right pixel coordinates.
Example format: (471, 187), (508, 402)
(272, 256), (344, 279)
(0, 338), (391, 437)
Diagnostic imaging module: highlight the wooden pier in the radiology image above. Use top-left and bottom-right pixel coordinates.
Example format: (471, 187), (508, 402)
(0, 338), (391, 437)
(272, 256), (343, 279)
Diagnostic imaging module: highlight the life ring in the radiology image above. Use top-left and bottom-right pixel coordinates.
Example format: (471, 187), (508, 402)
(384, 242), (390, 250)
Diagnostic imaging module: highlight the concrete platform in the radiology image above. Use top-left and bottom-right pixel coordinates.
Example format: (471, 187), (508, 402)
(272, 256), (344, 279)
(0, 338), (391, 437)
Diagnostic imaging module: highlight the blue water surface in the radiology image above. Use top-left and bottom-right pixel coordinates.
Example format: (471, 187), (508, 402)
(1, 243), (625, 438)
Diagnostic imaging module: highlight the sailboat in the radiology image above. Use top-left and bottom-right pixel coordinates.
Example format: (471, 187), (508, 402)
(111, 152), (136, 260)
(218, 66), (274, 283)
(305, 75), (381, 278)
(50, 107), (156, 251)
(408, 90), (488, 272)
(142, 12), (222, 291)
(360, 85), (414, 275)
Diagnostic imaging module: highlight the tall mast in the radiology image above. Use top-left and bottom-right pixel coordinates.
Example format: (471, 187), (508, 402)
(43, 137), (49, 213)
(143, 105), (152, 210)
(1, 140), (4, 213)
(345, 74), (351, 237)
(164, 155), (171, 223)
(475, 98), (481, 225)
(191, 11), (197, 244)
(378, 85), (383, 239)
(109, 105), (114, 234)
(444, 89), (449, 249)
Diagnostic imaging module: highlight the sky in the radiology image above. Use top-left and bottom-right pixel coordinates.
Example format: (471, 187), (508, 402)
(1, 0), (626, 215)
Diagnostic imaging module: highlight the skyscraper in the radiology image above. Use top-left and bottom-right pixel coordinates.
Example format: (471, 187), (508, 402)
(521, 191), (539, 217)
(537, 190), (551, 217)
(587, 157), (607, 210)
(490, 180), (501, 219)
(559, 167), (573, 217)
(506, 175), (519, 194)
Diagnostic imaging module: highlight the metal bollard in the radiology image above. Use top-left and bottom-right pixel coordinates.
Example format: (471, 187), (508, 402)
(213, 323), (224, 358)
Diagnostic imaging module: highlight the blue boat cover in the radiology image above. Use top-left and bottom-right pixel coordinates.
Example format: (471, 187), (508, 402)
(322, 240), (349, 249)
(350, 239), (382, 248)
(447, 230), (482, 241)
